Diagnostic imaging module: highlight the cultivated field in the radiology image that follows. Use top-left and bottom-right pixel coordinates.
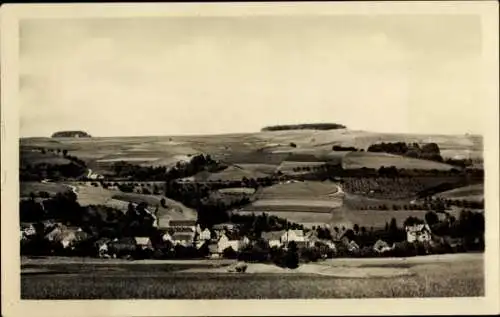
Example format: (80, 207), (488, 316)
(20, 129), (482, 176)
(342, 152), (456, 170)
(58, 183), (197, 221)
(20, 150), (72, 165)
(185, 165), (270, 182)
(434, 184), (484, 202)
(235, 181), (343, 225)
(21, 253), (483, 299)
(20, 182), (71, 197)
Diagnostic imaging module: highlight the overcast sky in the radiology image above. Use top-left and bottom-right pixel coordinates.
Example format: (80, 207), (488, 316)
(19, 15), (483, 137)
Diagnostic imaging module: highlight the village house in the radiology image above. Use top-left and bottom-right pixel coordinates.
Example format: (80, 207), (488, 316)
(261, 231), (285, 248)
(346, 240), (360, 252)
(217, 232), (244, 253)
(212, 223), (237, 234)
(171, 233), (195, 247)
(197, 227), (212, 241)
(373, 239), (393, 253)
(109, 237), (137, 258)
(281, 229), (307, 248)
(317, 239), (337, 251)
(95, 238), (111, 258)
(44, 225), (89, 249)
(405, 224), (432, 243)
(134, 237), (153, 250)
(21, 223), (37, 240)
(305, 230), (319, 248)
(169, 219), (197, 231)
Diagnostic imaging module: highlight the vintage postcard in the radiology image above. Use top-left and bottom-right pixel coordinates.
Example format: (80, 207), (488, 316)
(1, 2), (499, 317)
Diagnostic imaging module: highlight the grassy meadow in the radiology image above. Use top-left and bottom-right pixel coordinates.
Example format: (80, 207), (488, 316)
(21, 253), (483, 299)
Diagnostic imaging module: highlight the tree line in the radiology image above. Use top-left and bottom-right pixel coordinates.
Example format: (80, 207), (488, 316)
(261, 123), (347, 132)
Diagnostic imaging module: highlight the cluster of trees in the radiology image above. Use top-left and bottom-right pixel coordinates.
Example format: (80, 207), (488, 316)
(20, 162), (87, 181)
(367, 142), (450, 163)
(287, 163), (480, 184)
(20, 148), (88, 181)
(261, 123), (346, 132)
(20, 192), (159, 243)
(111, 154), (226, 181)
(332, 145), (361, 152)
(230, 213), (304, 238)
(51, 130), (91, 138)
(164, 181), (254, 227)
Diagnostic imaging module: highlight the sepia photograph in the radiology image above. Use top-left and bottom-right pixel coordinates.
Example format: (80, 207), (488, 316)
(1, 2), (499, 317)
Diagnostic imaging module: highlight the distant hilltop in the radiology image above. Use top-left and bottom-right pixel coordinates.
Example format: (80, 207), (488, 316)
(261, 123), (347, 132)
(51, 131), (91, 138)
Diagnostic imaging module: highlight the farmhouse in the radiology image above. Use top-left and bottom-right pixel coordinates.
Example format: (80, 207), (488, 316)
(213, 223), (237, 232)
(110, 237), (136, 252)
(197, 228), (212, 241)
(281, 229), (307, 248)
(134, 237), (153, 250)
(217, 232), (245, 253)
(405, 224), (432, 243)
(21, 223), (36, 240)
(373, 239), (393, 253)
(172, 233), (195, 247)
(261, 231), (285, 248)
(346, 240), (360, 252)
(167, 219), (197, 232)
(95, 238), (111, 258)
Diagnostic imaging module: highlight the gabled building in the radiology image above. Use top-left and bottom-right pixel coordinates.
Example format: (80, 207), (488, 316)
(405, 224), (432, 243)
(134, 237), (153, 250)
(217, 232), (244, 253)
(261, 230), (285, 248)
(281, 229), (307, 248)
(373, 239), (393, 253)
(172, 233), (195, 247)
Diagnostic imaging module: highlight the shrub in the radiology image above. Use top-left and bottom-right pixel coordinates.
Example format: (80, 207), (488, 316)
(222, 247), (238, 259)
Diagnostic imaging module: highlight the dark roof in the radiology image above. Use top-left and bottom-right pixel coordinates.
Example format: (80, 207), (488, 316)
(261, 231), (285, 241)
(169, 220), (197, 227)
(220, 231), (241, 241)
(212, 223), (237, 230)
(172, 233), (195, 241)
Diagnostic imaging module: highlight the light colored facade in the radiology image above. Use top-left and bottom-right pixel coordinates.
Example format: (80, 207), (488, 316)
(134, 237), (153, 250)
(405, 224), (432, 243)
(281, 230), (306, 246)
(198, 228), (212, 241)
(217, 233), (241, 253)
(373, 239), (393, 253)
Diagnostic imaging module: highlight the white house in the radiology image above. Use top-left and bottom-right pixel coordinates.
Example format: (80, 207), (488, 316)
(217, 232), (242, 253)
(262, 231), (285, 248)
(373, 239), (393, 253)
(405, 224), (432, 243)
(134, 237), (153, 250)
(346, 240), (360, 252)
(281, 229), (306, 247)
(198, 228), (212, 241)
(162, 232), (173, 243)
(21, 223), (36, 240)
(172, 233), (195, 247)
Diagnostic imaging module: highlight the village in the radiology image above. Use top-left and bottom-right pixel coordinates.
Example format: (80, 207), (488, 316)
(21, 211), (466, 267)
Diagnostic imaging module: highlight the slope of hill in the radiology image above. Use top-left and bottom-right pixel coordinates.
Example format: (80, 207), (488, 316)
(342, 152), (456, 170)
(20, 128), (483, 176)
(434, 184), (484, 202)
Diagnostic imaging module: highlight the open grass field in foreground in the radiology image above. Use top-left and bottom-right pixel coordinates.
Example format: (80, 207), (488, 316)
(21, 253), (483, 299)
